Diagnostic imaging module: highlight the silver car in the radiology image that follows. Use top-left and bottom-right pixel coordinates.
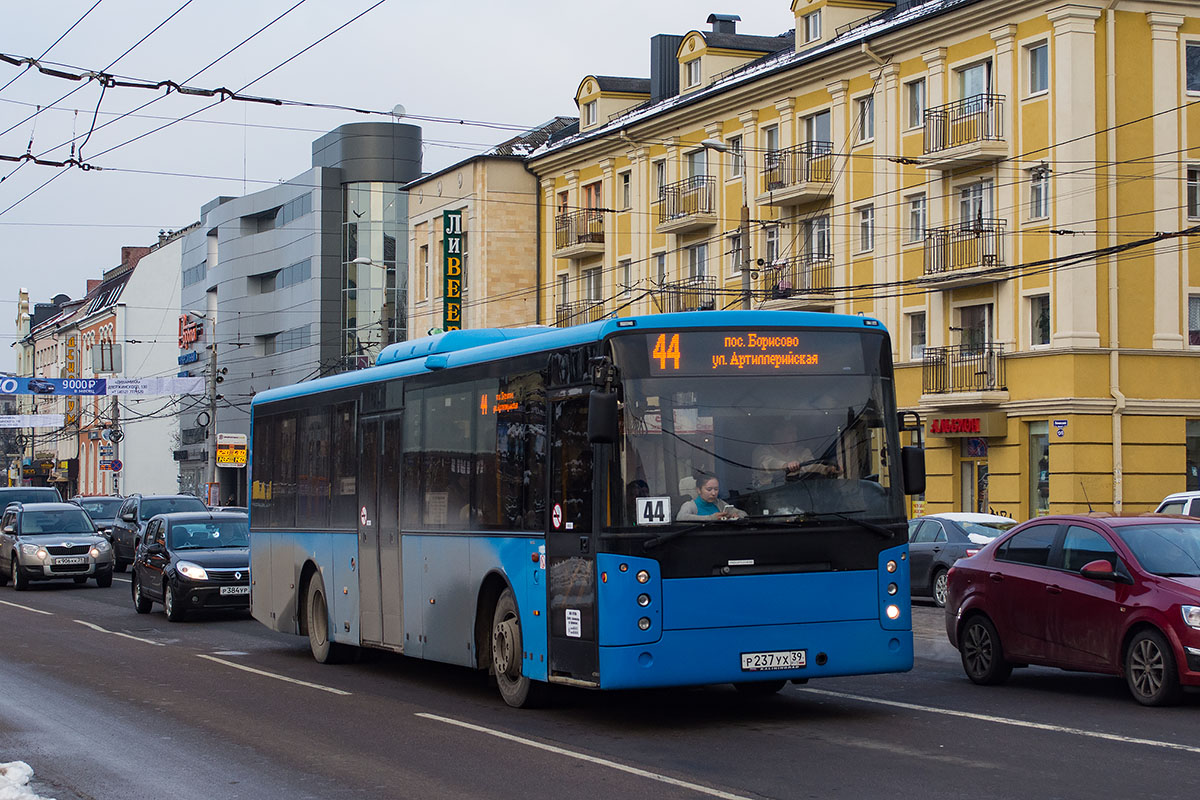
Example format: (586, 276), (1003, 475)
(0, 502), (115, 589)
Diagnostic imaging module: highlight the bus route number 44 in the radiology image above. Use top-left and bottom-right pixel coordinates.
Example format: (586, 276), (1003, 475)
(636, 496), (672, 526)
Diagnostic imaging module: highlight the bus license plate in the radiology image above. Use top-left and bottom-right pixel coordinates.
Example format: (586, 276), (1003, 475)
(219, 586), (250, 596)
(54, 557), (87, 565)
(741, 649), (806, 671)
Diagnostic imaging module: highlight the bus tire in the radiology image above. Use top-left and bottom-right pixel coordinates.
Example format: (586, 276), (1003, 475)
(492, 588), (545, 708)
(307, 573), (351, 664)
(734, 679), (786, 696)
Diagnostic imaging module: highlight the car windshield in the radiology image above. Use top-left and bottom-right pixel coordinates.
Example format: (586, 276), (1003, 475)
(22, 509), (95, 534)
(168, 520), (250, 549)
(1116, 523), (1200, 577)
(140, 497), (206, 519)
(78, 499), (123, 518)
(608, 329), (904, 530)
(2, 489), (60, 505)
(961, 520), (1016, 544)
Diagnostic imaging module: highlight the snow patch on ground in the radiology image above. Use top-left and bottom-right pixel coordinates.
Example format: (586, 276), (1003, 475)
(0, 762), (53, 800)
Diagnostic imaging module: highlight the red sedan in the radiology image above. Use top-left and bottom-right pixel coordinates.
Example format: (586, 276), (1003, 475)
(945, 514), (1200, 706)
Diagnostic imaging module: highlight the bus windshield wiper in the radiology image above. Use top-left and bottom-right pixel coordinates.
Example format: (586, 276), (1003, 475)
(643, 522), (711, 550)
(796, 510), (896, 539)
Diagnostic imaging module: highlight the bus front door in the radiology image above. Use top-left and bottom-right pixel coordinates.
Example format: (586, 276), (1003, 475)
(546, 394), (600, 685)
(359, 414), (404, 650)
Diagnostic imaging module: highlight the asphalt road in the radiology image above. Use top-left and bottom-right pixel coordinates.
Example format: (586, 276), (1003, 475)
(1, 578), (1198, 800)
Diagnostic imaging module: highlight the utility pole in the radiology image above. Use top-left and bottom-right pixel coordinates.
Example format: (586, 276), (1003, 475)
(208, 323), (218, 503)
(702, 139), (753, 309)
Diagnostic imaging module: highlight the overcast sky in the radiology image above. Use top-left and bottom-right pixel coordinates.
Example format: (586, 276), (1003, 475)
(0, 0), (797, 373)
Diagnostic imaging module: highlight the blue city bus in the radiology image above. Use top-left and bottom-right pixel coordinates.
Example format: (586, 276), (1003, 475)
(248, 310), (924, 707)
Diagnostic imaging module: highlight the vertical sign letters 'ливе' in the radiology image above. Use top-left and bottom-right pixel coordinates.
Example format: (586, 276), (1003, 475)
(443, 209), (463, 331)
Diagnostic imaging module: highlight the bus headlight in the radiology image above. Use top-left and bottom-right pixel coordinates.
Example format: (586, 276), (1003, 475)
(886, 604), (901, 620)
(636, 570), (650, 584)
(885, 560), (897, 573)
(637, 593), (651, 607)
(638, 617), (652, 631)
(887, 583), (898, 596)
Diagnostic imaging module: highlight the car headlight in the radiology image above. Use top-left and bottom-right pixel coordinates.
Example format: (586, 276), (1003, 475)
(176, 561), (209, 581)
(1183, 605), (1200, 630)
(93, 539), (111, 551)
(19, 544), (42, 558)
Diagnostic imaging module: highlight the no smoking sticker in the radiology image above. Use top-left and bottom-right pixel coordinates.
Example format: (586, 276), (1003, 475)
(552, 503), (563, 530)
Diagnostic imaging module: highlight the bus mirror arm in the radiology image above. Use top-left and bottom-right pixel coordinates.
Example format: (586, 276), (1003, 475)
(588, 389), (619, 444)
(901, 446), (926, 496)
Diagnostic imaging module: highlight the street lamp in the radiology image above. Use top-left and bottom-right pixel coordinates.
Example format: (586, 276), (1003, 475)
(701, 138), (752, 309)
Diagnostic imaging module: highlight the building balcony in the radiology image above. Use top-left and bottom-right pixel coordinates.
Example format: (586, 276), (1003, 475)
(756, 142), (834, 207)
(758, 254), (834, 307)
(555, 300), (607, 327)
(656, 276), (717, 313)
(920, 219), (1006, 288)
(655, 176), (717, 234)
(920, 94), (1007, 170)
(553, 210), (605, 260)
(921, 344), (1009, 404)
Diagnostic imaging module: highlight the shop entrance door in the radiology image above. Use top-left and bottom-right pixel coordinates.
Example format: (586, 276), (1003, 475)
(960, 437), (989, 513)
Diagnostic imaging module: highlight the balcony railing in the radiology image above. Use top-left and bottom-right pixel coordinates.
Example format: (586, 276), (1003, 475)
(658, 276), (717, 313)
(924, 219), (1005, 277)
(761, 254), (834, 299)
(655, 176), (716, 227)
(763, 141), (834, 190)
(555, 300), (607, 327)
(923, 94), (1005, 154)
(554, 209), (605, 250)
(922, 344), (1007, 394)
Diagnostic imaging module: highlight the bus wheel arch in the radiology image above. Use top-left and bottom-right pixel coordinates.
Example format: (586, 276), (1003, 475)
(297, 561), (320, 637)
(474, 572), (509, 671)
(491, 585), (546, 708)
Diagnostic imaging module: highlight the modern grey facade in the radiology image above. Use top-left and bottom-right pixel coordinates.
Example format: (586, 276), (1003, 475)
(177, 122), (422, 502)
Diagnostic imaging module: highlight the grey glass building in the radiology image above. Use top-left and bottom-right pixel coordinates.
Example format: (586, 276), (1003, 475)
(177, 122), (422, 502)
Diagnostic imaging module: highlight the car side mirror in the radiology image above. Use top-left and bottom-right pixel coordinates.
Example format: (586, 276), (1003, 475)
(901, 446), (926, 496)
(587, 389), (618, 445)
(1080, 559), (1122, 581)
(146, 541), (165, 555)
(121, 511), (135, 522)
(2, 525), (13, 535)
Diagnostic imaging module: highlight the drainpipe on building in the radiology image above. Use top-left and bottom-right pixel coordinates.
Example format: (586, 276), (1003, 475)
(1107, 1), (1124, 512)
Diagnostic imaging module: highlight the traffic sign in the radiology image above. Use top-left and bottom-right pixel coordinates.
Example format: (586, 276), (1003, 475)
(110, 459), (122, 473)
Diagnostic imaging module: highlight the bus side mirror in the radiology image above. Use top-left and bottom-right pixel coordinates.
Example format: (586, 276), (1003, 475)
(588, 390), (618, 444)
(901, 446), (926, 496)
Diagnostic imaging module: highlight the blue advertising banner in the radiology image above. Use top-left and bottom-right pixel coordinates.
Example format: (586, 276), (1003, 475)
(0, 377), (106, 395)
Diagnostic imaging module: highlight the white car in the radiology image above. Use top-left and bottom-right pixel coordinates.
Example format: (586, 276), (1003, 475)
(1153, 490), (1200, 517)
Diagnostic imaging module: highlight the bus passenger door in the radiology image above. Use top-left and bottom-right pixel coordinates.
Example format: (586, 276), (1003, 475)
(546, 393), (600, 685)
(359, 414), (404, 649)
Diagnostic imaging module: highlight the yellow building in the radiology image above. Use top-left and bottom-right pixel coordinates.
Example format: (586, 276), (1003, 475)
(524, 0), (1200, 518)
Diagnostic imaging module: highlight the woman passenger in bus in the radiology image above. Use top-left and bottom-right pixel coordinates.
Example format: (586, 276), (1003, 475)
(676, 475), (747, 522)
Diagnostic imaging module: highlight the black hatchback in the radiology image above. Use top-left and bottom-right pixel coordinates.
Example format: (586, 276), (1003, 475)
(130, 512), (249, 621)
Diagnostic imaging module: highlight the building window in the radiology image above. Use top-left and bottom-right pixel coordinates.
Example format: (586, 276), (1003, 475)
(1031, 294), (1051, 347)
(655, 252), (667, 284)
(805, 215), (831, 258)
(688, 243), (708, 278)
(619, 259), (632, 294)
(1030, 167), (1050, 220)
(857, 205), (875, 252)
(1187, 420), (1200, 491)
(557, 191), (569, 214)
(909, 312), (926, 360)
(728, 233), (743, 274)
(653, 160), (666, 196)
(765, 226), (780, 266)
(959, 180), (994, 227)
(582, 181), (602, 209)
(1188, 166), (1200, 218)
(584, 100), (597, 126)
(557, 273), (570, 304)
(803, 10), (821, 43)
(620, 172), (631, 209)
(1028, 42), (1049, 95)
(1029, 421), (1050, 516)
(907, 79), (925, 128)
(1190, 296), (1200, 346)
(728, 135), (744, 178)
(958, 61), (992, 98)
(907, 194), (926, 243)
(1187, 43), (1200, 92)
(960, 304), (993, 352)
(763, 124), (780, 156)
(685, 148), (708, 179)
(419, 244), (429, 300)
(582, 268), (602, 302)
(804, 110), (831, 144)
(857, 95), (875, 142)
(685, 58), (701, 88)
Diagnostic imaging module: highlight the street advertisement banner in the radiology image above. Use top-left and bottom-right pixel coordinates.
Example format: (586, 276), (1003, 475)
(0, 415), (65, 428)
(0, 376), (205, 396)
(443, 209), (463, 331)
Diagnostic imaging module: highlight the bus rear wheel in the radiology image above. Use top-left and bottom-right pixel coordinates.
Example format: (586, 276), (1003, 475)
(492, 588), (544, 708)
(306, 573), (351, 664)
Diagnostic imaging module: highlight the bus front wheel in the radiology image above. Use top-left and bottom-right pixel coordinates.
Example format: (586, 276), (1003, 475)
(307, 573), (351, 664)
(492, 588), (544, 708)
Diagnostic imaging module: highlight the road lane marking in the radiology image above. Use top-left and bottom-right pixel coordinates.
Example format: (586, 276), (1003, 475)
(0, 599), (52, 615)
(196, 654), (351, 696)
(799, 687), (1200, 755)
(417, 712), (754, 800)
(113, 576), (130, 584)
(74, 619), (164, 646)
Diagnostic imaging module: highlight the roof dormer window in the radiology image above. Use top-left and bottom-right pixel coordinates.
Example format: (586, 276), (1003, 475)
(685, 58), (701, 88)
(803, 10), (821, 43)
(584, 100), (597, 127)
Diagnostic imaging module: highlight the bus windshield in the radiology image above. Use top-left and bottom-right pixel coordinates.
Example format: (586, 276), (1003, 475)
(609, 329), (904, 530)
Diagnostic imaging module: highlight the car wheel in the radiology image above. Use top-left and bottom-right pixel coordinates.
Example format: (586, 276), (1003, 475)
(11, 557), (27, 591)
(95, 569), (113, 589)
(492, 587), (545, 708)
(132, 573), (152, 613)
(959, 614), (1012, 686)
(1125, 629), (1182, 707)
(733, 680), (787, 696)
(163, 581), (186, 622)
(306, 572), (352, 664)
(932, 568), (949, 608)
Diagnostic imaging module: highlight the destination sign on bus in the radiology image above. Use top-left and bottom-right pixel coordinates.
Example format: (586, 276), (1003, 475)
(643, 330), (867, 376)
